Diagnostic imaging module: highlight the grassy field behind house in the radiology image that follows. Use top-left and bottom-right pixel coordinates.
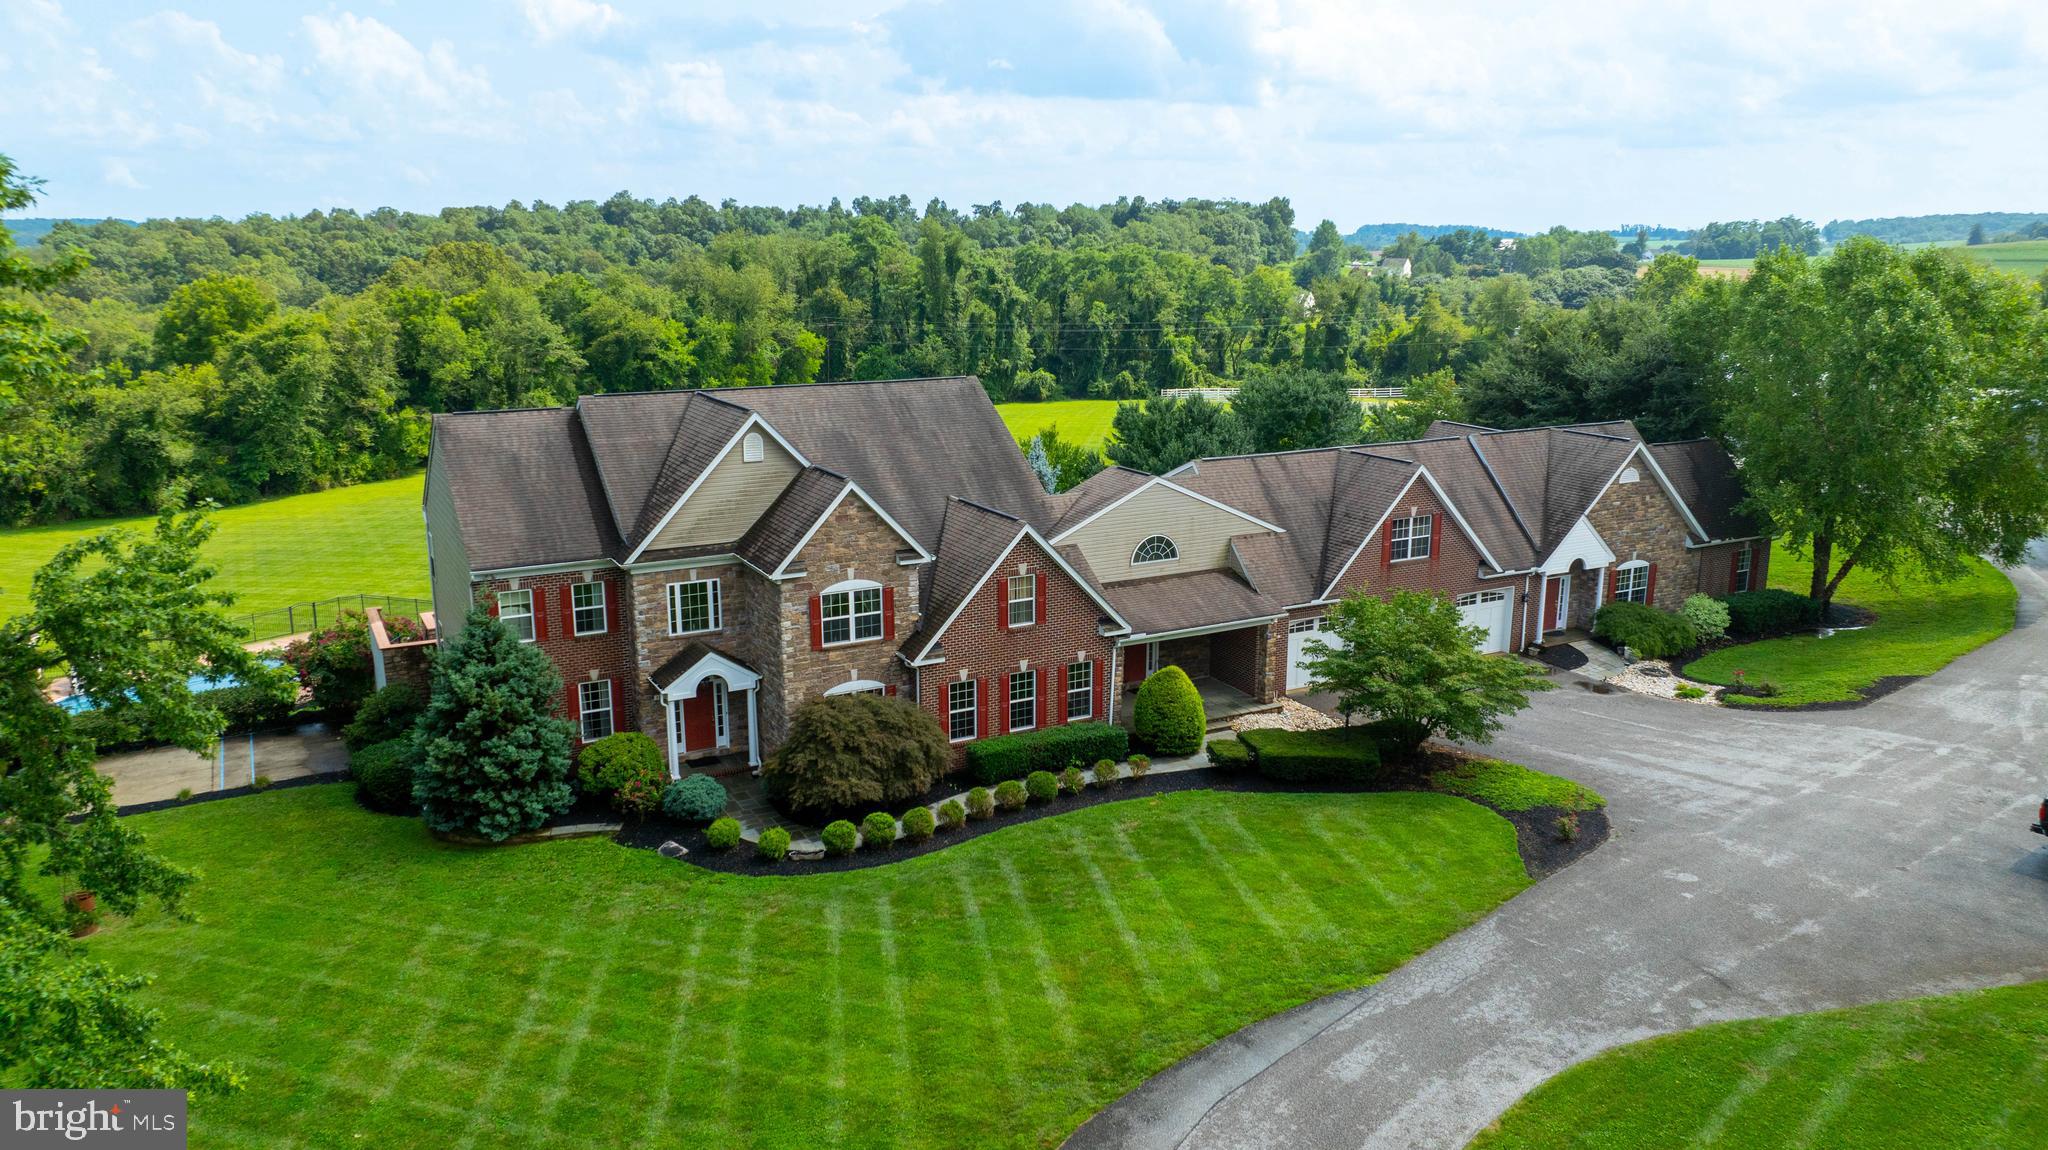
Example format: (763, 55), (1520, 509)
(993, 399), (1126, 452)
(92, 785), (1530, 1149)
(0, 474), (430, 619)
(1684, 543), (2016, 707)
(1473, 980), (2048, 1150)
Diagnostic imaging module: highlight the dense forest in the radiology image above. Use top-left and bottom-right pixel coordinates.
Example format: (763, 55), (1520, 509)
(1824, 211), (2048, 245)
(5, 152), (2036, 530)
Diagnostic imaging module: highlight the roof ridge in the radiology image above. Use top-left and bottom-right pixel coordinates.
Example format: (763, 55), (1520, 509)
(1346, 448), (1424, 466)
(581, 376), (978, 400)
(946, 496), (1023, 523)
(1466, 434), (1537, 550)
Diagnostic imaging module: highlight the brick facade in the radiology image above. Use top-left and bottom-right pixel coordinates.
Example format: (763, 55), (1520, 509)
(911, 534), (1116, 767)
(472, 569), (637, 746)
(1690, 539), (1770, 599)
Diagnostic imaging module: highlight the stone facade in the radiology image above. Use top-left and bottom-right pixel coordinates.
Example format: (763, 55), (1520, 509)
(625, 560), (769, 763)
(777, 497), (922, 747)
(1587, 472), (1695, 612)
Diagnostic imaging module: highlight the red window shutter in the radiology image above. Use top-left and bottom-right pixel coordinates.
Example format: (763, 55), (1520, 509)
(557, 585), (572, 635)
(1428, 518), (1440, 571)
(1609, 568), (1620, 597)
(882, 586), (896, 639)
(1036, 571), (1048, 625)
(997, 578), (1010, 632)
(809, 595), (824, 650)
(532, 586), (548, 640)
(565, 684), (579, 724)
(1382, 518), (1394, 569)
(1646, 563), (1659, 606)
(885, 684), (897, 697)
(486, 594), (499, 617)
(604, 580), (619, 633)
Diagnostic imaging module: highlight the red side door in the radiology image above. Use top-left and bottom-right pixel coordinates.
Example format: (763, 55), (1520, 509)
(1123, 644), (1150, 685)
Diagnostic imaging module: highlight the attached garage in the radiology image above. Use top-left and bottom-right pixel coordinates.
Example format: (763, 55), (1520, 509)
(1286, 616), (1332, 690)
(1457, 590), (1514, 654)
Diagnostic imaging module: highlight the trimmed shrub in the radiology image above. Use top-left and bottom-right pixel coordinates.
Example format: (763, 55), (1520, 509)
(1206, 738), (1251, 771)
(341, 682), (423, 751)
(1723, 589), (1823, 637)
(1132, 666), (1205, 755)
(705, 816), (742, 850)
(993, 779), (1027, 811)
(1060, 766), (1086, 795)
(861, 811), (899, 849)
(280, 610), (378, 719)
(821, 819), (859, 856)
(757, 827), (791, 861)
(902, 805), (936, 841)
(69, 709), (147, 753)
(966, 787), (994, 820)
(1238, 727), (1383, 783)
(1025, 770), (1058, 804)
(938, 799), (967, 831)
(963, 722), (1130, 784)
(1679, 594), (1731, 641)
(350, 736), (420, 813)
(762, 694), (950, 817)
(660, 774), (728, 823)
(1359, 717), (1431, 761)
(1592, 601), (1699, 660)
(1093, 758), (1121, 787)
(1128, 753), (1152, 780)
(577, 731), (667, 817)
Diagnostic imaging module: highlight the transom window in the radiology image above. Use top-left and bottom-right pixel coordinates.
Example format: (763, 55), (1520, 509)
(1007, 574), (1036, 628)
(1066, 661), (1093, 721)
(825, 679), (886, 697)
(571, 581), (607, 635)
(822, 583), (884, 645)
(1457, 590), (1508, 607)
(1615, 563), (1650, 604)
(577, 680), (613, 741)
(1733, 547), (1753, 593)
(1288, 616), (1328, 634)
(497, 589), (535, 643)
(667, 578), (721, 635)
(1389, 514), (1433, 561)
(1008, 670), (1036, 732)
(947, 680), (978, 742)
(1132, 535), (1178, 565)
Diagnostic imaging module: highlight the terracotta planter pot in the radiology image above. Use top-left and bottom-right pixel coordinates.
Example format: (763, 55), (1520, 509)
(65, 890), (99, 937)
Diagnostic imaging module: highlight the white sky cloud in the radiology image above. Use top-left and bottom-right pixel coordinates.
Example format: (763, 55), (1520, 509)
(2, 0), (2044, 229)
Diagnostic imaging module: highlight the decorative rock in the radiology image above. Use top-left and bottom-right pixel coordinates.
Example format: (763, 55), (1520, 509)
(657, 840), (688, 858)
(1230, 697), (1339, 734)
(789, 846), (827, 862)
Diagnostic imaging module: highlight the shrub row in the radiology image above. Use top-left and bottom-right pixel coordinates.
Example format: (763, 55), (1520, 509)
(1591, 601), (1699, 660)
(1722, 588), (1822, 637)
(1236, 727), (1384, 783)
(963, 721), (1129, 784)
(341, 683), (423, 751)
(350, 736), (420, 813)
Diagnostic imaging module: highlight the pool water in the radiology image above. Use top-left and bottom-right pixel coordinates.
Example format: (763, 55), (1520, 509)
(55, 660), (284, 713)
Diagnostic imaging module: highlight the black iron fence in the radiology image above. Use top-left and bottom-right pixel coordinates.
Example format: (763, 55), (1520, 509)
(235, 594), (431, 643)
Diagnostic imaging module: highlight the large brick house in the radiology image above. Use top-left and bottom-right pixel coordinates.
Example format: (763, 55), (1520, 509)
(423, 378), (1766, 776)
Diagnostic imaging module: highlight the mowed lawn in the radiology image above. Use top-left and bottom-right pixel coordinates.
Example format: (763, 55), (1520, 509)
(0, 474), (428, 619)
(994, 399), (1126, 453)
(95, 785), (1530, 1149)
(1473, 981), (2048, 1149)
(1684, 543), (2016, 707)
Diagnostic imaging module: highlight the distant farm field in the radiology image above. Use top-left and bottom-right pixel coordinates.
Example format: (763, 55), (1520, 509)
(1960, 239), (2048, 277)
(0, 474), (429, 619)
(995, 399), (1126, 452)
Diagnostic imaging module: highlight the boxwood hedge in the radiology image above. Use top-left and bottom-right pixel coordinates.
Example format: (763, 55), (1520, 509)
(963, 721), (1129, 784)
(1237, 727), (1383, 783)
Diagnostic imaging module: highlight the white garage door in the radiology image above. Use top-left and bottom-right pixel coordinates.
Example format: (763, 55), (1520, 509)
(1457, 590), (1513, 653)
(1286, 616), (1332, 690)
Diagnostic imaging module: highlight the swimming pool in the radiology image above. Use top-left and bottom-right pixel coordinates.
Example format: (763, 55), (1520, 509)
(55, 660), (285, 713)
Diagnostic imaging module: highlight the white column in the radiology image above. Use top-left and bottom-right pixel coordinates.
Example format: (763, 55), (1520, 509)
(664, 692), (681, 779)
(746, 688), (760, 769)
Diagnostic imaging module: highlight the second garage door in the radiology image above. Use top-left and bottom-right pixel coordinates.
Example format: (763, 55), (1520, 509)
(1456, 590), (1513, 654)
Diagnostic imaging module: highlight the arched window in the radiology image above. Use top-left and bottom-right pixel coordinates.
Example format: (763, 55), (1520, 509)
(825, 679), (887, 697)
(1613, 560), (1650, 604)
(819, 578), (884, 645)
(1132, 535), (1178, 565)
(741, 431), (765, 463)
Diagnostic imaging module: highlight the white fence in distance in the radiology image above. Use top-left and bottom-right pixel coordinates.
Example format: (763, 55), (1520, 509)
(1158, 386), (1407, 402)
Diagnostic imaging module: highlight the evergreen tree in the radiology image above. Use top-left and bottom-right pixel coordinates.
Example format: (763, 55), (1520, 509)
(1105, 395), (1252, 475)
(1231, 367), (1364, 452)
(1025, 433), (1059, 493)
(413, 608), (575, 841)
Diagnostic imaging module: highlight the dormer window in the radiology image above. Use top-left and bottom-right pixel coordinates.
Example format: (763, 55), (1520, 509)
(741, 432), (765, 462)
(1132, 535), (1178, 565)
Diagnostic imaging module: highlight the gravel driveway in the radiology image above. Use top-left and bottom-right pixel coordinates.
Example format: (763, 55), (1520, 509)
(1071, 549), (2048, 1150)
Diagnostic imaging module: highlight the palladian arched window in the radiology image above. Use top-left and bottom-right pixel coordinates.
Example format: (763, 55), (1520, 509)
(1132, 535), (1178, 565)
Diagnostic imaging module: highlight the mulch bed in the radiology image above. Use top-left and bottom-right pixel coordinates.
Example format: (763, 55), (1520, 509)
(617, 755), (1609, 880)
(1535, 644), (1589, 672)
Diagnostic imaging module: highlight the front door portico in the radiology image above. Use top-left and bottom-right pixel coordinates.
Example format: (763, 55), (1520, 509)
(651, 643), (761, 776)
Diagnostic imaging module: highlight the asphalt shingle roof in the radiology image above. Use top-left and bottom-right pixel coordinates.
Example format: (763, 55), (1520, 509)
(431, 408), (621, 572)
(733, 467), (850, 575)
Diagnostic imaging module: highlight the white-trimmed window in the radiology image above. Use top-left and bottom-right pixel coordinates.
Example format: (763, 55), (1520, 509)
(1390, 514), (1433, 561)
(1733, 547), (1753, 593)
(1288, 616), (1327, 635)
(822, 581), (884, 645)
(577, 680), (613, 741)
(571, 581), (607, 636)
(497, 589), (535, 642)
(948, 680), (978, 742)
(1132, 535), (1178, 565)
(1615, 562), (1650, 604)
(826, 679), (887, 698)
(1008, 670), (1036, 732)
(1007, 574), (1036, 628)
(1066, 661), (1093, 721)
(667, 579), (721, 635)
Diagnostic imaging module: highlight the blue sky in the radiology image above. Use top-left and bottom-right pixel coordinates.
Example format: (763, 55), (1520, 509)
(4, 0), (2045, 230)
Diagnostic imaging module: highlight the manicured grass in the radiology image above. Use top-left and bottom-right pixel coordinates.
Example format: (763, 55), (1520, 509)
(1472, 980), (2048, 1149)
(994, 399), (1126, 453)
(93, 784), (1530, 1148)
(0, 474), (428, 619)
(1684, 542), (2016, 707)
(1431, 759), (1605, 812)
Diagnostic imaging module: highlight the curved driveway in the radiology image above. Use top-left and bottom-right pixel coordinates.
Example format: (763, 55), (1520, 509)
(1073, 551), (2048, 1150)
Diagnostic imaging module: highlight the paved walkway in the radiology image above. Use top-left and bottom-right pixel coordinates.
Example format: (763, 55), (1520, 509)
(1071, 549), (2048, 1149)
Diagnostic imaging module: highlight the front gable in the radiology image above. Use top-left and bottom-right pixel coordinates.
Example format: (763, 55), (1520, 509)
(1053, 478), (1281, 585)
(911, 525), (1130, 664)
(641, 422), (803, 553)
(1325, 474), (1490, 598)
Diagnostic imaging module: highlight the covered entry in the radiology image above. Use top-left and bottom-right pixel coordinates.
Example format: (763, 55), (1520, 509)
(650, 642), (762, 775)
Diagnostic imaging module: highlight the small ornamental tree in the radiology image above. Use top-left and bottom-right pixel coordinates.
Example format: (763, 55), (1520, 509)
(1308, 590), (1554, 756)
(412, 608), (574, 841)
(761, 694), (949, 817)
